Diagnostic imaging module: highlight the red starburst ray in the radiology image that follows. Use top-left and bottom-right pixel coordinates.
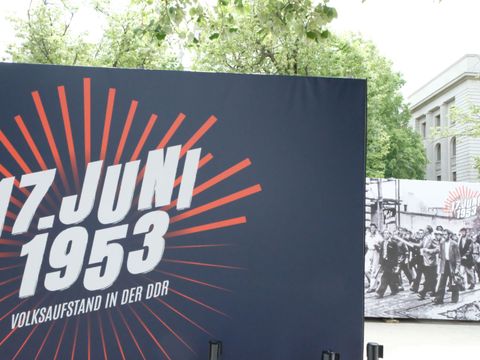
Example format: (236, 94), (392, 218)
(169, 287), (230, 318)
(34, 320), (56, 360)
(0, 171), (53, 219)
(163, 158), (251, 211)
(0, 165), (29, 199)
(0, 326), (16, 347)
(135, 113), (187, 185)
(53, 318), (69, 360)
(0, 155), (49, 214)
(87, 314), (91, 360)
(172, 153), (213, 188)
(151, 113), (186, 150)
(136, 114), (215, 186)
(130, 114), (158, 162)
(163, 259), (245, 270)
(156, 113), (187, 149)
(140, 302), (196, 354)
(12, 115), (61, 203)
(116, 308), (146, 360)
(0, 252), (20, 258)
(156, 298), (214, 337)
(165, 216), (247, 239)
(58, 86), (80, 192)
(6, 211), (16, 221)
(156, 270), (232, 292)
(32, 91), (71, 194)
(180, 115), (217, 158)
(0, 293), (48, 350)
(3, 220), (43, 238)
(451, 189), (458, 201)
(10, 196), (23, 210)
(128, 305), (172, 360)
(444, 186), (480, 214)
(131, 152), (213, 208)
(0, 238), (23, 246)
(70, 317), (80, 360)
(97, 312), (108, 360)
(84, 78), (91, 165)
(107, 310), (126, 360)
(99, 88), (116, 161)
(0, 289), (20, 302)
(114, 100), (138, 164)
(0, 275), (21, 286)
(0, 264), (23, 272)
(13, 115), (49, 175)
(0, 130), (33, 175)
(170, 184), (262, 224)
(0, 298), (29, 322)
(11, 323), (40, 360)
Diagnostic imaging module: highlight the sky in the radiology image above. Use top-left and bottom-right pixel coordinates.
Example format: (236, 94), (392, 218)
(0, 0), (479, 97)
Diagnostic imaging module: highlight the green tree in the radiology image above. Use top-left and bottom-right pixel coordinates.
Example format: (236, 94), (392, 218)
(315, 36), (427, 179)
(8, 0), (187, 69)
(7, 0), (426, 179)
(192, 4), (426, 178)
(8, 0), (93, 65)
(191, 0), (336, 75)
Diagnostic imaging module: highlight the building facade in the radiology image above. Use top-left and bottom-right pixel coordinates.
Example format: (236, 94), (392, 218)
(409, 54), (480, 182)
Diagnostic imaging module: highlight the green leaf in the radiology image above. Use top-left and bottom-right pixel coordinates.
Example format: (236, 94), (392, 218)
(155, 31), (167, 41)
(320, 30), (330, 39)
(209, 32), (220, 40)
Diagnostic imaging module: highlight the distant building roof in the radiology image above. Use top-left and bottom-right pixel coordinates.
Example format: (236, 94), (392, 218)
(408, 54), (480, 112)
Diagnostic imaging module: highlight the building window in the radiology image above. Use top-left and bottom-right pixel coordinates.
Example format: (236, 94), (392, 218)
(452, 172), (457, 182)
(437, 175), (442, 181)
(435, 143), (441, 161)
(435, 114), (441, 127)
(451, 137), (457, 157)
(421, 122), (426, 138)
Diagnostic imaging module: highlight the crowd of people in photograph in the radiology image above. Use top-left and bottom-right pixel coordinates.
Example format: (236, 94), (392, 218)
(365, 223), (480, 305)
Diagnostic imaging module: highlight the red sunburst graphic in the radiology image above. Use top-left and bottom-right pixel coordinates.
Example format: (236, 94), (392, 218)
(443, 185), (480, 217)
(0, 77), (262, 358)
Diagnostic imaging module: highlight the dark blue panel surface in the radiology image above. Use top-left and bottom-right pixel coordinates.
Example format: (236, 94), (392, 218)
(0, 63), (365, 359)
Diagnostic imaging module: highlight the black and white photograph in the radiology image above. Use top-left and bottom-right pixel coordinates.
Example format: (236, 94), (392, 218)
(365, 178), (480, 321)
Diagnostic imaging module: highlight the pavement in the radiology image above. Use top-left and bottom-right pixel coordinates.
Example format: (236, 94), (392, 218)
(365, 284), (480, 321)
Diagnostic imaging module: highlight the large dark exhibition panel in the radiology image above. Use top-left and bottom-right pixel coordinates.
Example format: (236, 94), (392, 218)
(0, 63), (366, 359)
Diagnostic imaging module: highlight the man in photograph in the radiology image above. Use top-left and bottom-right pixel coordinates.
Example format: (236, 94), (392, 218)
(396, 230), (413, 290)
(458, 228), (475, 290)
(410, 229), (425, 293)
(417, 227), (439, 300)
(434, 230), (461, 304)
(365, 223), (382, 292)
(376, 230), (400, 298)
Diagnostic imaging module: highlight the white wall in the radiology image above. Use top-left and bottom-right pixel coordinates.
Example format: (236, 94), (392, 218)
(364, 320), (480, 360)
